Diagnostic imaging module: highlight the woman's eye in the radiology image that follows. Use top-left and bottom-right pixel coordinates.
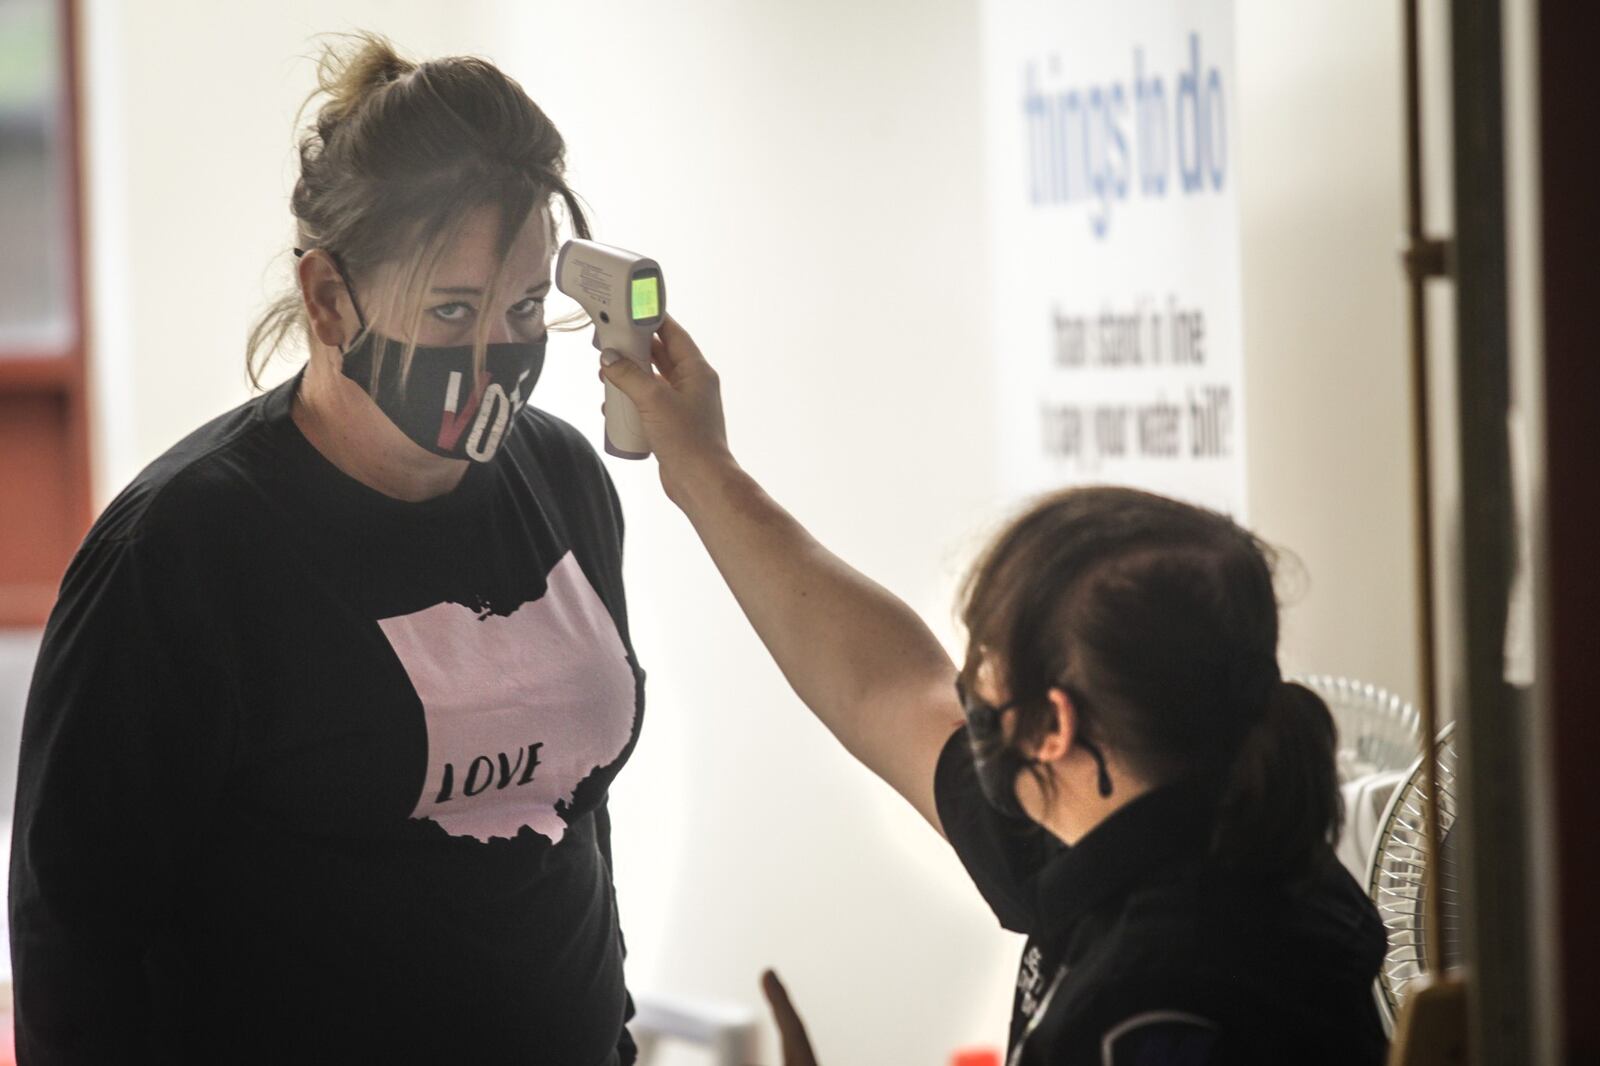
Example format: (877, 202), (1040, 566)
(510, 296), (545, 318)
(430, 301), (473, 323)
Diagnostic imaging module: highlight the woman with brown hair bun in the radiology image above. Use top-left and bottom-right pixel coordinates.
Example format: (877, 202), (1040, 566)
(601, 323), (1390, 1064)
(11, 34), (646, 1064)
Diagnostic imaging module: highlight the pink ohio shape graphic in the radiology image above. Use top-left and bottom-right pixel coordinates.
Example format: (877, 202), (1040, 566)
(377, 552), (638, 844)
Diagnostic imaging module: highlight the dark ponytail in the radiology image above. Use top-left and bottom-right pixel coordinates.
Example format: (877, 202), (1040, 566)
(1212, 680), (1343, 876)
(960, 487), (1345, 883)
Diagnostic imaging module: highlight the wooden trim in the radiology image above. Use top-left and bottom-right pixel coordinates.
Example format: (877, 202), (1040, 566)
(1443, 3), (1533, 1062)
(1541, 0), (1600, 1058)
(59, 0), (92, 541)
(0, 0), (91, 631)
(0, 357), (80, 390)
(0, 585), (61, 630)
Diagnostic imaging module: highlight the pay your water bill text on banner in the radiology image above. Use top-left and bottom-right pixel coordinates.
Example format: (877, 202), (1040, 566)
(984, 0), (1246, 516)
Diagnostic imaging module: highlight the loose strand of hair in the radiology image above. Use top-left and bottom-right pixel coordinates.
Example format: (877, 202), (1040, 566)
(245, 290), (307, 390)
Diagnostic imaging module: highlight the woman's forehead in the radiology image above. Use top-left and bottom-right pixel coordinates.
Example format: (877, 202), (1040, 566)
(429, 202), (553, 288)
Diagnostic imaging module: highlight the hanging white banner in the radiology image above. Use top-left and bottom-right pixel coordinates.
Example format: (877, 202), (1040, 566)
(983, 0), (1246, 515)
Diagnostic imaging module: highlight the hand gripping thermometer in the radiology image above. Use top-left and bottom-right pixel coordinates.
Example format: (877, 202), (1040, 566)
(554, 239), (666, 459)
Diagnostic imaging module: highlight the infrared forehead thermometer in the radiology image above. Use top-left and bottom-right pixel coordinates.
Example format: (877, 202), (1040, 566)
(554, 239), (666, 460)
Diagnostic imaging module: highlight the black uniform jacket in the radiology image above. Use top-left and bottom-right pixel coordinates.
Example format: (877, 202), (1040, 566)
(934, 728), (1390, 1065)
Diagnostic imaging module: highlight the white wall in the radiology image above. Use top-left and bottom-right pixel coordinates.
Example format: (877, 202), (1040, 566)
(1234, 0), (1420, 702)
(489, 3), (1021, 1062)
(64, 2), (1423, 1064)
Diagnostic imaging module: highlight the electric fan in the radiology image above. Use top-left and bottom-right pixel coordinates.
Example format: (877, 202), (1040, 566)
(1295, 675), (1424, 879)
(1296, 674), (1422, 782)
(1366, 722), (1461, 1031)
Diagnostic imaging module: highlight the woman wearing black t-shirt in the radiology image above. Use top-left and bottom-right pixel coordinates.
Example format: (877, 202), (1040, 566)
(11, 35), (645, 1064)
(603, 325), (1390, 1064)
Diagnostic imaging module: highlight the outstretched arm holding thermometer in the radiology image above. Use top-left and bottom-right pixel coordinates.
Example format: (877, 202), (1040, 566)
(599, 315), (963, 835)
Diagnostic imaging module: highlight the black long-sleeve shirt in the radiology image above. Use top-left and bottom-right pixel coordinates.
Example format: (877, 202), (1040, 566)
(9, 372), (645, 1064)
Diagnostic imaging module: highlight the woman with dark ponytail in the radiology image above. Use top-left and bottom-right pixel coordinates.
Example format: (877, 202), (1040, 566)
(602, 326), (1389, 1063)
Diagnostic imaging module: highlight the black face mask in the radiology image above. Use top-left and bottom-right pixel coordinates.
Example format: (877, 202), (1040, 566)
(298, 248), (546, 463)
(340, 330), (545, 463)
(957, 678), (1114, 821)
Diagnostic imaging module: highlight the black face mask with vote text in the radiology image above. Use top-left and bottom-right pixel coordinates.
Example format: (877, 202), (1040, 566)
(339, 330), (546, 463)
(298, 247), (546, 463)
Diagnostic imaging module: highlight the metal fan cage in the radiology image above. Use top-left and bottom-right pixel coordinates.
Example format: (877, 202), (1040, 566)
(1296, 674), (1423, 781)
(1365, 722), (1459, 1029)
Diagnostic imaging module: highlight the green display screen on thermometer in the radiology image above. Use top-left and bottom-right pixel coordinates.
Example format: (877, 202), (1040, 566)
(630, 275), (660, 321)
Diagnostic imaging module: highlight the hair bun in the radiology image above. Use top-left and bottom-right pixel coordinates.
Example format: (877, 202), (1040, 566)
(313, 31), (416, 135)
